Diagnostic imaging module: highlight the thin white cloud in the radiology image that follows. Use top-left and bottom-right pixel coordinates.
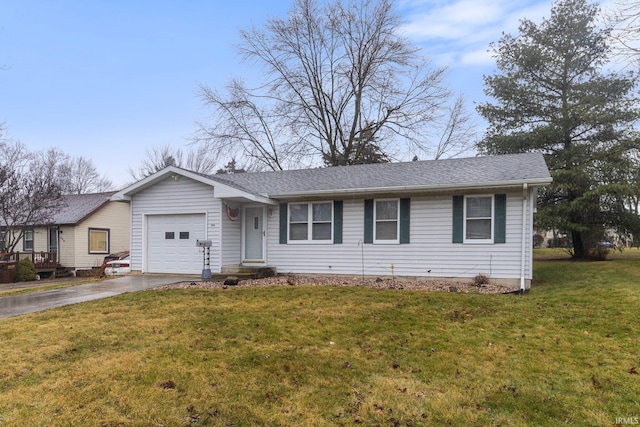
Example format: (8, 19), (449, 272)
(400, 0), (556, 67)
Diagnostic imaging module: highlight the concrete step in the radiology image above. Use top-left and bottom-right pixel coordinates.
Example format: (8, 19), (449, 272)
(219, 266), (276, 279)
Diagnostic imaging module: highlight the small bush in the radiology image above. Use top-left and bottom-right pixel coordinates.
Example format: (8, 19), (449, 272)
(473, 274), (490, 286)
(17, 258), (37, 282)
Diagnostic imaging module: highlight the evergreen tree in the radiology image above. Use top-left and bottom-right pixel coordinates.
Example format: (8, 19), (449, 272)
(477, 0), (640, 259)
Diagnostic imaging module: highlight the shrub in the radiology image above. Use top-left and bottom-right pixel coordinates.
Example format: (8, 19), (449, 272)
(473, 274), (490, 286)
(17, 258), (37, 282)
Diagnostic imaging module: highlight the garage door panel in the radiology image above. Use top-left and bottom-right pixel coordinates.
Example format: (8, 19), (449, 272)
(147, 214), (206, 274)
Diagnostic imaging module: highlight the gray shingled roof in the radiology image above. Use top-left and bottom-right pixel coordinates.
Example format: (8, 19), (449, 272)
(209, 153), (551, 197)
(50, 192), (117, 225)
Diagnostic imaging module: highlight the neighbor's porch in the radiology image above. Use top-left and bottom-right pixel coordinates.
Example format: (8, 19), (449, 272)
(0, 251), (58, 283)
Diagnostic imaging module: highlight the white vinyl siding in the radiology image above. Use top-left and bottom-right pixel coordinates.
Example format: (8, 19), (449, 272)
(220, 201), (242, 267)
(267, 191), (534, 286)
(130, 176), (220, 273)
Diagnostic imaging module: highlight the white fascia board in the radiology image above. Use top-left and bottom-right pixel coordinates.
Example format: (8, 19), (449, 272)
(110, 166), (277, 205)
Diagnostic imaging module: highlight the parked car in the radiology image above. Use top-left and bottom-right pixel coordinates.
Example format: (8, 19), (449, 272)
(102, 251), (130, 268)
(104, 255), (131, 275)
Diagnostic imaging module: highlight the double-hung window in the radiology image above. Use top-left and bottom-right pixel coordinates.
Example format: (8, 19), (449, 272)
(288, 202), (333, 242)
(374, 199), (399, 243)
(23, 230), (34, 251)
(465, 195), (493, 242)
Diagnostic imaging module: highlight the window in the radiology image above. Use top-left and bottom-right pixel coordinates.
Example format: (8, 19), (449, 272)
(165, 232), (175, 239)
(23, 230), (34, 251)
(374, 199), (399, 242)
(0, 231), (6, 252)
(89, 228), (110, 254)
(288, 202), (333, 242)
(364, 198), (410, 244)
(465, 196), (493, 241)
(179, 232), (189, 239)
(453, 194), (506, 244)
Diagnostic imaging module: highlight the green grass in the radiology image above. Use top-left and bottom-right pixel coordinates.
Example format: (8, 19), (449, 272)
(1, 252), (639, 426)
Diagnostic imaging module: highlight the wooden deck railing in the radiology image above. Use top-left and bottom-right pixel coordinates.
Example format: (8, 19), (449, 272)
(0, 252), (58, 271)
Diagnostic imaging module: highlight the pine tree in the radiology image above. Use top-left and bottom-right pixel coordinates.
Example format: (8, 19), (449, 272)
(477, 0), (640, 259)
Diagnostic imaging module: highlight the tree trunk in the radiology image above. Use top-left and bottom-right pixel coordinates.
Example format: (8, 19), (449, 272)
(571, 230), (586, 259)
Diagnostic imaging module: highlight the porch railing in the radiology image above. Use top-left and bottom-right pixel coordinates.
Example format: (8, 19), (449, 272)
(0, 252), (58, 282)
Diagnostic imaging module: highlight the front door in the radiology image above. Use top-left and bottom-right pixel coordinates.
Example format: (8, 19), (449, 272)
(243, 207), (264, 263)
(48, 227), (59, 262)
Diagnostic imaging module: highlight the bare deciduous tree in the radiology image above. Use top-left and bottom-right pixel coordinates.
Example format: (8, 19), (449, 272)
(606, 0), (640, 61)
(0, 141), (66, 253)
(196, 0), (468, 170)
(128, 144), (218, 181)
(433, 94), (478, 160)
(64, 156), (114, 194)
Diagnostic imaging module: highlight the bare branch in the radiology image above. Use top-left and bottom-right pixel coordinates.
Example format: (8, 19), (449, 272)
(196, 0), (462, 167)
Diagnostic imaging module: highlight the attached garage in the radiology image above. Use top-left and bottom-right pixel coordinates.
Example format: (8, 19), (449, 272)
(146, 213), (206, 274)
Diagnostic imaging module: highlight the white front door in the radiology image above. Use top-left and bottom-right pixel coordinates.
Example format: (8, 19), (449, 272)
(243, 206), (265, 263)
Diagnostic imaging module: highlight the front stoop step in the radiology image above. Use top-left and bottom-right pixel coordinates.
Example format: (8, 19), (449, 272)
(218, 266), (277, 280)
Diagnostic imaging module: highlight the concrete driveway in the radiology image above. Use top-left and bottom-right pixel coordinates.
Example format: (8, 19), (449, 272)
(0, 274), (199, 319)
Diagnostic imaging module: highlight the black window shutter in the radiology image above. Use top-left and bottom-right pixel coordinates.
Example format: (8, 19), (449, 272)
(364, 199), (373, 243)
(452, 196), (464, 243)
(399, 198), (410, 244)
(279, 203), (288, 244)
(333, 200), (343, 244)
(494, 194), (506, 244)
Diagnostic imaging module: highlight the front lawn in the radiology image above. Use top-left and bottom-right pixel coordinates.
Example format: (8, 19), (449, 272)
(0, 252), (638, 426)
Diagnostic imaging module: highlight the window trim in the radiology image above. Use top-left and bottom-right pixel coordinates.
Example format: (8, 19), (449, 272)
(463, 194), (494, 244)
(88, 228), (110, 254)
(287, 201), (334, 244)
(373, 198), (400, 244)
(23, 229), (34, 252)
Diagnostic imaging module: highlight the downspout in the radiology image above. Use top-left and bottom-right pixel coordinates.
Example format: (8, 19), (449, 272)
(520, 183), (528, 292)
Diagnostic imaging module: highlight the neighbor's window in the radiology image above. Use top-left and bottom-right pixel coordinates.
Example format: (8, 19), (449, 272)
(289, 202), (333, 242)
(374, 199), (399, 242)
(89, 228), (110, 254)
(465, 196), (493, 241)
(23, 230), (34, 251)
(1, 231), (6, 252)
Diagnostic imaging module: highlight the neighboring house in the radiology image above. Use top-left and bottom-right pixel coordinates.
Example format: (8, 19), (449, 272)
(15, 192), (131, 272)
(111, 153), (552, 290)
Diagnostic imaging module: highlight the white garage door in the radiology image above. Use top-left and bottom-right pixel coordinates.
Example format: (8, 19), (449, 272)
(147, 214), (206, 274)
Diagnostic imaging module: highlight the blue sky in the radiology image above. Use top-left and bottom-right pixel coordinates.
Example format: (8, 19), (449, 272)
(0, 0), (604, 187)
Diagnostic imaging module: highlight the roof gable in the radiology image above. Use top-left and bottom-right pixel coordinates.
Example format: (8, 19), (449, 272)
(111, 166), (275, 204)
(51, 192), (119, 225)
